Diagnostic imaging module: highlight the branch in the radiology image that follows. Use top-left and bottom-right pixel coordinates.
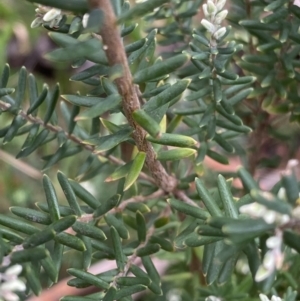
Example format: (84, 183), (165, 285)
(88, 0), (178, 192)
(0, 100), (154, 184)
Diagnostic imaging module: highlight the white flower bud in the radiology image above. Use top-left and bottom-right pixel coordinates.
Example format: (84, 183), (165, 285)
(263, 210), (276, 224)
(2, 291), (20, 301)
(292, 206), (300, 218)
(201, 19), (216, 33)
(202, 4), (210, 18)
(0, 279), (26, 292)
(263, 250), (276, 270)
(271, 296), (282, 301)
(216, 0), (227, 11)
(43, 8), (61, 22)
(259, 294), (270, 301)
(5, 265), (22, 277)
(213, 27), (226, 39)
(215, 10), (228, 24)
(30, 17), (43, 28)
(266, 236), (281, 249)
(277, 187), (286, 200)
(82, 13), (90, 28)
(207, 0), (217, 15)
(278, 214), (290, 224)
(205, 296), (222, 301)
(255, 264), (272, 282)
(239, 202), (266, 217)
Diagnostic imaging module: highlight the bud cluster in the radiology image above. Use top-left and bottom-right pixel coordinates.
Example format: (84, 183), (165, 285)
(0, 265), (25, 301)
(31, 5), (63, 29)
(201, 0), (228, 40)
(259, 294), (282, 301)
(205, 296), (222, 301)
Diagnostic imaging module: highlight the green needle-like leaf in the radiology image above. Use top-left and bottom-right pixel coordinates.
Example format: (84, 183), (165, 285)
(133, 54), (190, 84)
(217, 175), (239, 218)
(72, 221), (107, 241)
(67, 268), (110, 289)
(195, 178), (223, 217)
(76, 94), (122, 120)
(167, 198), (210, 220)
(118, 0), (169, 22)
(156, 148), (196, 161)
(110, 226), (126, 271)
(44, 83), (60, 124)
(69, 180), (100, 209)
(43, 174), (60, 221)
(132, 109), (161, 137)
(57, 171), (82, 216)
(136, 211), (146, 242)
(11, 248), (49, 263)
(93, 195), (120, 218)
(124, 152), (146, 191)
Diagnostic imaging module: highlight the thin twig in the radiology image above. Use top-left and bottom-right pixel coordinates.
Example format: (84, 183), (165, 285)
(0, 100), (155, 184)
(88, 0), (178, 192)
(174, 189), (199, 207)
(0, 149), (42, 180)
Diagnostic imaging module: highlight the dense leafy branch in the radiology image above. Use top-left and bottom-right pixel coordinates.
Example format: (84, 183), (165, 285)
(1, 0), (300, 301)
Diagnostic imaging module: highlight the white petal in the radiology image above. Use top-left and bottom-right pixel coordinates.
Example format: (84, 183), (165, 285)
(201, 19), (216, 33)
(213, 27), (226, 39)
(202, 4), (210, 19)
(215, 10), (228, 24)
(216, 0), (227, 11)
(31, 17), (43, 28)
(5, 265), (22, 277)
(263, 250), (276, 270)
(207, 0), (217, 15)
(266, 236), (281, 249)
(0, 279), (26, 292)
(43, 8), (61, 22)
(263, 210), (276, 224)
(259, 294), (270, 301)
(255, 265), (272, 282)
(271, 296), (282, 301)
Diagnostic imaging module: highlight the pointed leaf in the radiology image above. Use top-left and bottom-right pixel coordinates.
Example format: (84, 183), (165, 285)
(132, 109), (161, 137)
(167, 198), (210, 220)
(119, 0), (169, 22)
(147, 133), (197, 148)
(105, 213), (129, 239)
(10, 207), (51, 225)
(110, 226), (126, 271)
(195, 178), (223, 217)
(86, 128), (133, 152)
(67, 268), (109, 289)
(124, 152), (146, 191)
(72, 221), (107, 241)
(62, 95), (102, 107)
(57, 171), (82, 216)
(11, 248), (49, 263)
(43, 174), (60, 221)
(55, 233), (86, 251)
(156, 148), (196, 161)
(93, 195), (120, 218)
(134, 54), (190, 84)
(44, 83), (60, 124)
(76, 94), (121, 120)
(136, 211), (146, 243)
(217, 175), (239, 218)
(69, 180), (100, 209)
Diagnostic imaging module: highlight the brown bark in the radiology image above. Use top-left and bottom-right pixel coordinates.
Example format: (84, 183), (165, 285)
(88, 0), (177, 192)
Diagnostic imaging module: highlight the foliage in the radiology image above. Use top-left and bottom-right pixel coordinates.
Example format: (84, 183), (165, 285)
(0, 0), (300, 301)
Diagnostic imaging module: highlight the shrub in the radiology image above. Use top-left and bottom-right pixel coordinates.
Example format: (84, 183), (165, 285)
(0, 0), (300, 300)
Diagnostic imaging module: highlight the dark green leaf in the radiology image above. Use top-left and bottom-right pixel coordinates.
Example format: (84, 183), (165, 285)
(134, 54), (190, 84)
